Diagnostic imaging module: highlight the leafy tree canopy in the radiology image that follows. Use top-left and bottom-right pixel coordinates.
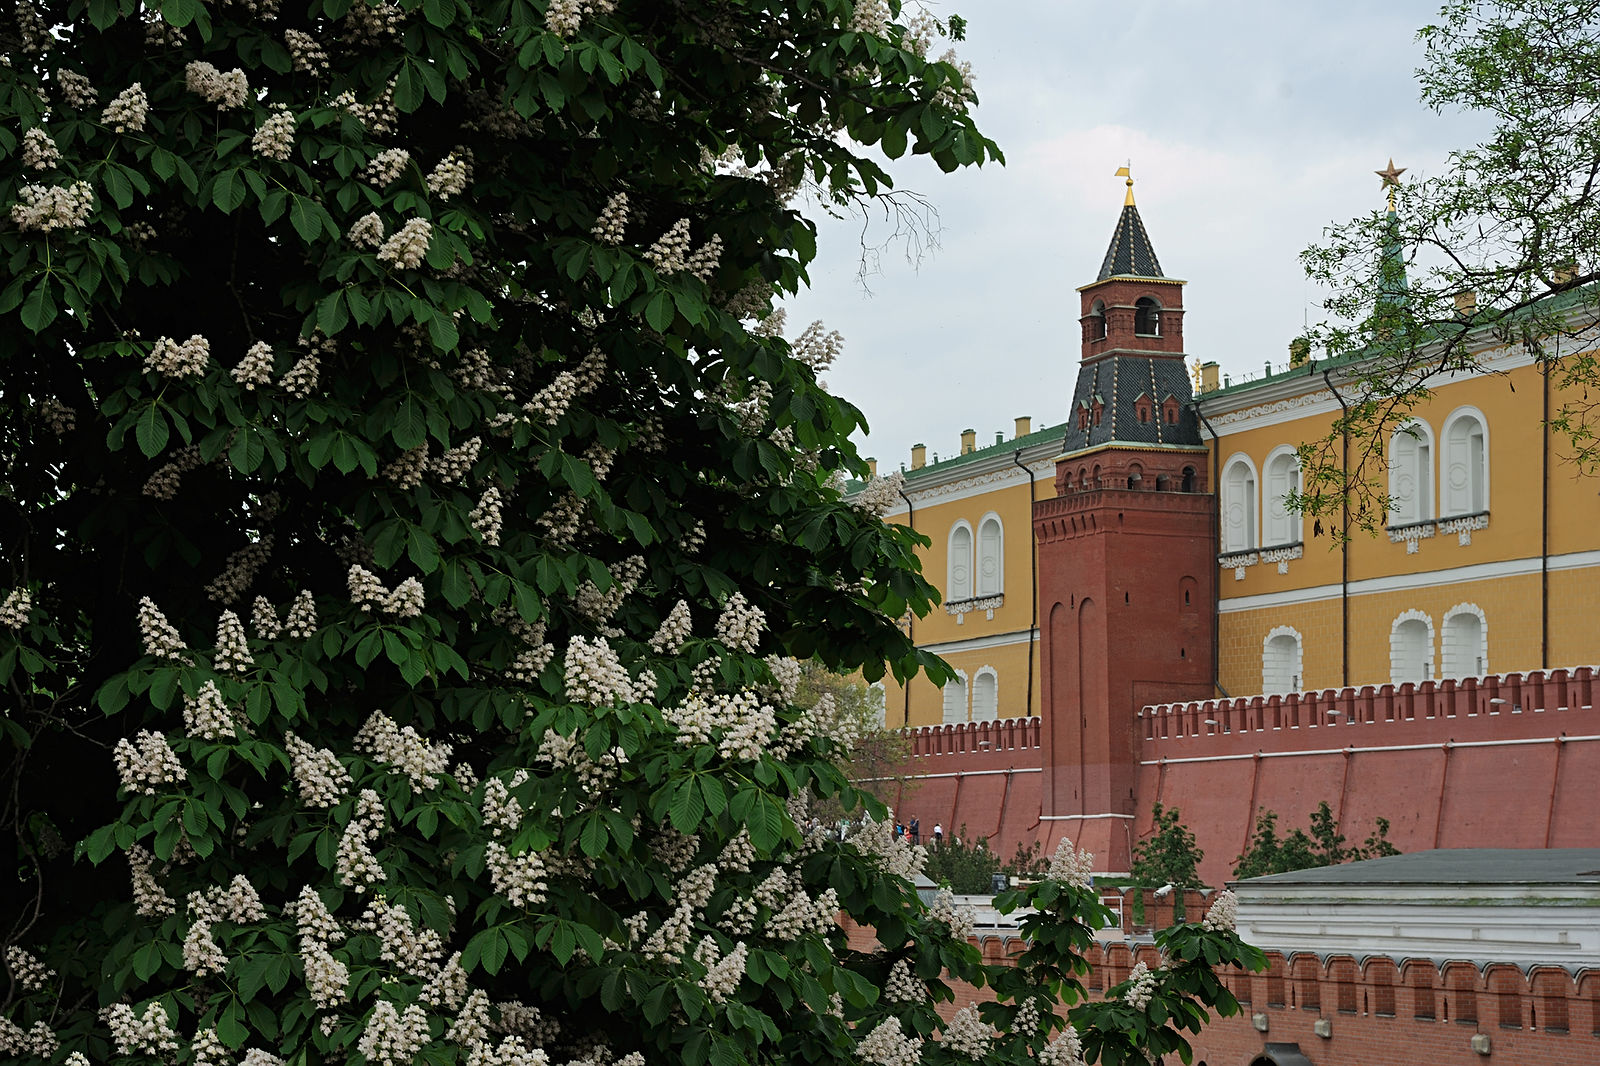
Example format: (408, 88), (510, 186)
(1296, 0), (1600, 531)
(1129, 803), (1204, 890)
(1232, 802), (1400, 880)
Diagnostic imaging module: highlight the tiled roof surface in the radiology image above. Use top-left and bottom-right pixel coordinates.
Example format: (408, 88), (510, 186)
(1097, 203), (1165, 280)
(1060, 355), (1202, 453)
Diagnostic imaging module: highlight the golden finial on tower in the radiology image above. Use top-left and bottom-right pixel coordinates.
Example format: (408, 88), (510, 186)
(1375, 158), (1406, 211)
(1189, 357), (1202, 392)
(1115, 164), (1134, 206)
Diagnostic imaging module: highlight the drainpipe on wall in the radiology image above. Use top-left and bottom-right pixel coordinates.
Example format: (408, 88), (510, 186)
(1012, 450), (1039, 719)
(1323, 370), (1352, 688)
(1541, 346), (1551, 668)
(897, 483), (917, 727)
(1192, 403), (1231, 700)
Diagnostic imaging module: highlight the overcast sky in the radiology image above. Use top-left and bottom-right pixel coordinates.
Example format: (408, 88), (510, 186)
(785, 0), (1492, 470)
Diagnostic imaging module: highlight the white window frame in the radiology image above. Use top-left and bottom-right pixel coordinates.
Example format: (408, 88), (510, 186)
(970, 667), (999, 721)
(1262, 445), (1302, 548)
(947, 520), (974, 602)
(1441, 603), (1488, 680)
(1220, 453), (1259, 553)
(942, 671), (969, 724)
(1262, 625), (1304, 695)
(1440, 406), (1490, 517)
(1389, 610), (1436, 685)
(976, 512), (1004, 597)
(1388, 420), (1435, 527)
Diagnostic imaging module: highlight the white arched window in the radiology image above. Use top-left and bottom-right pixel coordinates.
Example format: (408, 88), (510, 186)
(947, 521), (973, 601)
(1262, 626), (1303, 695)
(1262, 446), (1302, 547)
(1441, 604), (1488, 679)
(970, 668), (998, 721)
(1388, 421), (1434, 526)
(1220, 454), (1258, 552)
(1390, 611), (1435, 685)
(1441, 407), (1489, 517)
(941, 672), (969, 724)
(976, 514), (1003, 596)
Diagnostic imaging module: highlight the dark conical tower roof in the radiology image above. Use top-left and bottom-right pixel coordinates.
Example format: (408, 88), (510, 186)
(1097, 203), (1164, 280)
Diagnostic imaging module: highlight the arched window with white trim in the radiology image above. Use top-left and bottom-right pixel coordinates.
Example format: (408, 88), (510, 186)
(1441, 407), (1489, 517)
(970, 668), (998, 721)
(1262, 626), (1303, 695)
(868, 683), (887, 728)
(1390, 611), (1435, 685)
(976, 514), (1003, 596)
(1442, 603), (1488, 679)
(1388, 421), (1434, 526)
(941, 672), (969, 724)
(1221, 454), (1258, 552)
(1262, 446), (1302, 547)
(947, 521), (973, 601)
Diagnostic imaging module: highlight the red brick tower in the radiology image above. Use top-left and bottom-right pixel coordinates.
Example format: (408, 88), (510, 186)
(1033, 176), (1216, 872)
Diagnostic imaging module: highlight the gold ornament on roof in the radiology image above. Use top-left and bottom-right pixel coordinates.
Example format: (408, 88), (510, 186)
(1375, 158), (1406, 210)
(1115, 164), (1134, 206)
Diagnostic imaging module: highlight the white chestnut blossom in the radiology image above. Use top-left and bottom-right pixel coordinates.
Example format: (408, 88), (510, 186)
(645, 218), (692, 274)
(190, 1028), (230, 1066)
(21, 128), (59, 170)
(252, 595), (282, 639)
(856, 1017), (922, 1066)
(127, 844), (176, 917)
(10, 180), (95, 232)
(145, 334), (210, 379)
(648, 599), (691, 653)
(364, 897), (444, 976)
(365, 148), (411, 186)
(4, 946), (56, 993)
(469, 486), (503, 545)
(927, 888), (975, 941)
(1038, 1027), (1086, 1066)
(114, 730), (186, 794)
(103, 1001), (178, 1057)
(285, 731), (351, 807)
(55, 70), (97, 108)
(383, 576), (425, 618)
(938, 1006), (995, 1060)
(185, 61), (249, 109)
(1121, 960), (1157, 1010)
(143, 445), (203, 500)
(214, 609), (253, 673)
(233, 341), (275, 387)
(884, 958), (925, 1003)
(1013, 996), (1041, 1037)
(480, 776), (523, 836)
(221, 875), (267, 922)
(447, 989), (492, 1045)
(430, 436), (480, 482)
(357, 1001), (430, 1066)
(1202, 889), (1238, 933)
(687, 235), (723, 281)
(1046, 836), (1095, 889)
(40, 397), (76, 434)
(421, 951), (468, 1010)
(285, 590), (318, 638)
(427, 149), (471, 199)
(183, 681), (242, 740)
(485, 842), (548, 908)
(349, 212), (386, 248)
(356, 710), (452, 789)
(336, 792), (387, 892)
(0, 588), (31, 629)
(545, 0), (615, 38)
(280, 351), (319, 398)
(563, 635), (635, 705)
(377, 218), (432, 269)
(182, 920), (227, 977)
(715, 592), (764, 652)
(293, 885), (344, 945)
(101, 83), (149, 132)
(590, 191), (628, 243)
(15, 0), (50, 54)
(252, 105), (296, 161)
(138, 597), (188, 660)
(852, 470), (905, 515)
(284, 28), (329, 73)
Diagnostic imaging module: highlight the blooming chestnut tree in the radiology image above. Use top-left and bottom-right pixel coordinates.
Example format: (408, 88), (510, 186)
(1, 3), (1260, 1066)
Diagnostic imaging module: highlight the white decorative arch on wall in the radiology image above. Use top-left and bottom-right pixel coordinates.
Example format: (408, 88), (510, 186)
(868, 682), (888, 728)
(1441, 602), (1488, 680)
(1389, 609), (1436, 685)
(1440, 406), (1490, 517)
(1262, 625), (1304, 695)
(947, 520), (973, 601)
(1262, 445), (1302, 548)
(1220, 453), (1259, 553)
(1388, 420), (1435, 526)
(970, 667), (999, 721)
(941, 670), (970, 724)
(976, 512), (1004, 597)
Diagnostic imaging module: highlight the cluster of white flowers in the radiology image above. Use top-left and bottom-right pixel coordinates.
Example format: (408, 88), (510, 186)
(0, 588), (31, 629)
(138, 596), (188, 659)
(790, 320), (844, 375)
(0, 1018), (57, 1058)
(233, 340), (275, 387)
(848, 0), (891, 35)
(715, 592), (764, 652)
(485, 842), (549, 907)
(1037, 1026), (1086, 1066)
(285, 590), (318, 638)
(333, 81), (398, 133)
(144, 10), (185, 48)
(358, 1001), (431, 1066)
(857, 1017), (922, 1066)
(469, 486), (503, 545)
(378, 218), (432, 269)
(4, 946), (55, 993)
(15, 0), (50, 53)
(431, 436), (481, 482)
(506, 621), (554, 682)
(716, 692), (777, 762)
(544, 0), (615, 38)
(538, 728), (626, 792)
(645, 218), (692, 274)
(185, 61), (249, 108)
(102, 83), (149, 132)
(686, 234), (722, 281)
(590, 191), (628, 243)
(935, 49), (977, 109)
(563, 635), (636, 706)
(927, 888), (976, 941)
(446, 988), (491, 1045)
(1202, 888), (1238, 932)
(293, 885), (344, 945)
(145, 334), (210, 379)
(1013, 996), (1040, 1037)
(716, 828), (755, 874)
(647, 599), (691, 653)
(852, 470), (905, 515)
(427, 149), (471, 199)
(284, 28), (329, 73)
(1046, 836), (1096, 889)
(523, 348), (605, 425)
(183, 681), (243, 740)
(21, 128), (58, 170)
(213, 609), (254, 673)
(364, 897), (444, 976)
(336, 789), (387, 891)
(241, 1050), (286, 1066)
(343, 0), (403, 41)
(463, 1035), (549, 1066)
(939, 1006), (995, 1060)
(103, 1001), (179, 1057)
(356, 710), (453, 789)
(280, 349), (319, 398)
(383, 444), (428, 488)
(1122, 960), (1157, 1010)
(366, 148), (411, 186)
(480, 774), (524, 835)
(127, 844), (176, 917)
(572, 555), (642, 625)
(252, 105), (296, 161)
(182, 919), (228, 976)
(249, 595), (282, 640)
(221, 874), (267, 922)
(206, 535), (274, 604)
(884, 958), (925, 1002)
(55, 70), (97, 108)
(346, 565), (426, 618)
(766, 885), (839, 940)
(114, 730), (186, 794)
(10, 180), (94, 232)
(693, 937), (747, 1002)
(901, 11), (937, 58)
(421, 951), (468, 1010)
(143, 445), (204, 500)
(40, 397), (76, 434)
(349, 212), (386, 248)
